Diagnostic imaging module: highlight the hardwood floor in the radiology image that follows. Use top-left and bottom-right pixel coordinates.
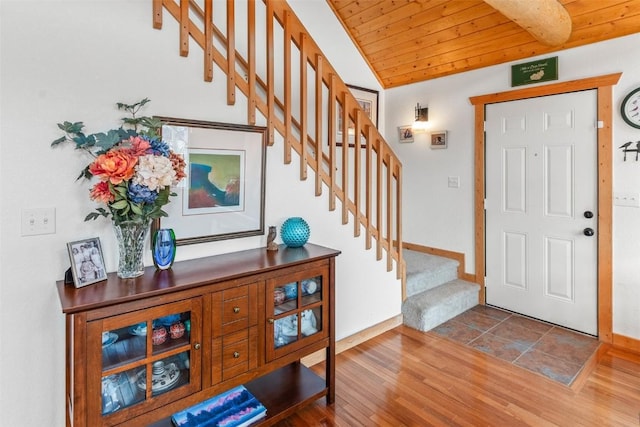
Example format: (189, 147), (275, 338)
(275, 325), (640, 426)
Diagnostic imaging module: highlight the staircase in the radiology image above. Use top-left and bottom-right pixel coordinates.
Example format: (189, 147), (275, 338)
(402, 249), (480, 332)
(152, 0), (405, 282)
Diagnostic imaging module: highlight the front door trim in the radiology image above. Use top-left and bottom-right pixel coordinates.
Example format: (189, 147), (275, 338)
(470, 73), (621, 342)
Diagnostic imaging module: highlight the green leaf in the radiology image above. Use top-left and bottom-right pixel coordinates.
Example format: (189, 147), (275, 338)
(130, 203), (143, 215)
(58, 121), (84, 134)
(111, 200), (129, 209)
(94, 129), (123, 150)
(51, 136), (67, 146)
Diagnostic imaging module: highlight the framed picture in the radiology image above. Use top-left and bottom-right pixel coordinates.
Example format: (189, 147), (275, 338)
(398, 125), (414, 143)
(431, 131), (448, 149)
(347, 84), (378, 128)
(154, 117), (267, 245)
(336, 85), (379, 148)
(67, 237), (107, 287)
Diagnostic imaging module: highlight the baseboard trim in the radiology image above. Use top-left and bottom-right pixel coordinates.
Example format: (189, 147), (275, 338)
(612, 333), (640, 354)
(301, 314), (403, 366)
(403, 242), (477, 283)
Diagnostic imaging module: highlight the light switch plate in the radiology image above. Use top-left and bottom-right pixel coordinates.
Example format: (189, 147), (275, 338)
(448, 176), (460, 188)
(613, 192), (640, 207)
(21, 207), (56, 236)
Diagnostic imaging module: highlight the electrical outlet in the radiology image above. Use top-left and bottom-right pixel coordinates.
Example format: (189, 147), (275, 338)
(21, 207), (56, 236)
(613, 192), (640, 207)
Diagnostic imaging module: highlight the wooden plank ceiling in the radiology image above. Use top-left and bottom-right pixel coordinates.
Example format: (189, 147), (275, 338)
(326, 0), (640, 88)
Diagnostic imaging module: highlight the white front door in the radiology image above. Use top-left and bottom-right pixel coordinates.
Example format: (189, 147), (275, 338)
(485, 90), (598, 335)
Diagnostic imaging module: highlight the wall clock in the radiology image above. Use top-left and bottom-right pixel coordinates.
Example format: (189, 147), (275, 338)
(621, 86), (640, 129)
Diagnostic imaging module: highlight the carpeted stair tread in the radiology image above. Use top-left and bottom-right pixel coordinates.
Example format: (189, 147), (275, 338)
(402, 279), (480, 332)
(404, 249), (459, 297)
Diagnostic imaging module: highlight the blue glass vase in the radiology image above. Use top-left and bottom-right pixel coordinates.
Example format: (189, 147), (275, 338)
(280, 217), (310, 248)
(152, 228), (176, 270)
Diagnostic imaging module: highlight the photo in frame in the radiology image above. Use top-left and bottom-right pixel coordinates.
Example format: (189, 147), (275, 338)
(154, 117), (267, 245)
(67, 237), (107, 287)
(398, 125), (414, 143)
(336, 84), (379, 147)
(431, 131), (448, 149)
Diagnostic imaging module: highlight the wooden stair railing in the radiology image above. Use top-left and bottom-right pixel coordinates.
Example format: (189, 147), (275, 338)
(152, 0), (405, 284)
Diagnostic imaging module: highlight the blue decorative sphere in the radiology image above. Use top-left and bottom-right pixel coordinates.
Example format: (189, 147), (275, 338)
(280, 217), (310, 247)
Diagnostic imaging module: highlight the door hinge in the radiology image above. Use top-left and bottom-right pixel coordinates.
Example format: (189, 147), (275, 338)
(484, 199), (487, 210)
(484, 276), (488, 287)
(483, 121), (487, 132)
(596, 120), (604, 129)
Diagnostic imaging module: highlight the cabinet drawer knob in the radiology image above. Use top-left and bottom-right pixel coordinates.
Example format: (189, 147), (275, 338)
(268, 318), (274, 324)
(194, 343), (201, 350)
(233, 351), (240, 358)
(233, 307), (240, 314)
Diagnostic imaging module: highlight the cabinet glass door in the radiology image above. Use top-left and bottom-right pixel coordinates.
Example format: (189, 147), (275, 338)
(91, 298), (201, 422)
(267, 267), (328, 360)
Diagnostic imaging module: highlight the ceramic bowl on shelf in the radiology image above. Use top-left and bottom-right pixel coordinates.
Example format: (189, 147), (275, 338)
(169, 322), (185, 339)
(274, 287), (286, 305)
(283, 283), (298, 300)
(152, 327), (168, 345)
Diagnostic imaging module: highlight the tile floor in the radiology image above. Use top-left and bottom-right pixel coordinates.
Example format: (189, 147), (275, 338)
(429, 305), (600, 386)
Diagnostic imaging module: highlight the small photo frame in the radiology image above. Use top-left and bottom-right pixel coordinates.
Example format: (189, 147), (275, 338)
(431, 131), (447, 149)
(67, 237), (107, 287)
(398, 125), (414, 143)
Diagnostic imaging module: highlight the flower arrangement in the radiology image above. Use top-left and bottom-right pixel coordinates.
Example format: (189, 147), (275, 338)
(51, 99), (186, 226)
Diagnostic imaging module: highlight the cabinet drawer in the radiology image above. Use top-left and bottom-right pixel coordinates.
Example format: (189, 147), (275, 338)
(212, 327), (258, 384)
(212, 284), (258, 336)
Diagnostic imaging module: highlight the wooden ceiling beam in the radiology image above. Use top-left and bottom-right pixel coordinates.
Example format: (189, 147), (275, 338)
(482, 0), (572, 46)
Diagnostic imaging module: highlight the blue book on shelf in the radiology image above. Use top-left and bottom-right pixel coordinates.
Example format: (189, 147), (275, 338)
(171, 385), (267, 427)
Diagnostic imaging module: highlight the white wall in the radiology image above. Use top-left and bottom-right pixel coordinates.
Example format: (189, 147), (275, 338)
(0, 1), (399, 425)
(385, 34), (640, 340)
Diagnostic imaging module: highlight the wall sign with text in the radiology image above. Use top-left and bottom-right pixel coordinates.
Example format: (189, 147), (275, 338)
(511, 57), (558, 87)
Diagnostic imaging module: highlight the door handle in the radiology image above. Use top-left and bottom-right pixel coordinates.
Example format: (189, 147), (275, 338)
(583, 227), (594, 236)
(584, 211), (594, 219)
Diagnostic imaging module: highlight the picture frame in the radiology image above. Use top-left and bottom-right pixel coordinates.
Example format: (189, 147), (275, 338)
(398, 125), (414, 143)
(154, 117), (267, 245)
(336, 85), (379, 148)
(67, 237), (107, 287)
(347, 84), (378, 128)
(431, 131), (448, 149)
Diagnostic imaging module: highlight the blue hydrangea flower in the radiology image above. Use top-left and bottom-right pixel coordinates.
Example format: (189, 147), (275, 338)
(128, 183), (159, 204)
(148, 138), (171, 157)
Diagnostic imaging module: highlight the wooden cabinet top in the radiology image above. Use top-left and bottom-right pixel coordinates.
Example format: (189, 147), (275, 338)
(56, 243), (340, 314)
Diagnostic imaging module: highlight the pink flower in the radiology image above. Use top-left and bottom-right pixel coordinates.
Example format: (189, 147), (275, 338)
(89, 181), (114, 203)
(89, 150), (137, 185)
(125, 136), (152, 156)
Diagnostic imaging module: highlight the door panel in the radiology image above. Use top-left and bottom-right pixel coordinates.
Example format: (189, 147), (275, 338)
(485, 90), (598, 335)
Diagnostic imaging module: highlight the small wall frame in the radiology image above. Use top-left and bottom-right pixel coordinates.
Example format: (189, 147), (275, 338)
(398, 125), (414, 143)
(430, 131), (448, 149)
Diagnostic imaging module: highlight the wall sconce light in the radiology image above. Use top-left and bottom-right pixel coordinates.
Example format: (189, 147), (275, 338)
(413, 103), (429, 131)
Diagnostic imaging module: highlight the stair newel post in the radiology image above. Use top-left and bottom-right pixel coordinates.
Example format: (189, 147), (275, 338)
(226, 0), (236, 105)
(204, 0), (213, 82)
(179, 0), (189, 56)
(266, 0), (275, 146)
(247, 0), (256, 125)
(299, 32), (308, 181)
(315, 54), (324, 197)
(328, 74), (337, 212)
(353, 109), (362, 238)
(365, 126), (373, 250)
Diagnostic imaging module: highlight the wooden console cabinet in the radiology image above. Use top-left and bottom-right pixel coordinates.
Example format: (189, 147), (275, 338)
(56, 244), (340, 426)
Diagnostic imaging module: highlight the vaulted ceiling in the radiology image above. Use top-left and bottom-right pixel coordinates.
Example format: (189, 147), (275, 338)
(326, 0), (640, 88)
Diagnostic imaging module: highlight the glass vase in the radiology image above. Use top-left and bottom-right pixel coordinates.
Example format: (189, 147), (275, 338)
(280, 217), (310, 248)
(113, 220), (150, 279)
(152, 228), (176, 270)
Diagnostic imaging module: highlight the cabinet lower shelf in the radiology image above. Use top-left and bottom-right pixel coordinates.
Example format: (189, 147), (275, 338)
(148, 362), (328, 427)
